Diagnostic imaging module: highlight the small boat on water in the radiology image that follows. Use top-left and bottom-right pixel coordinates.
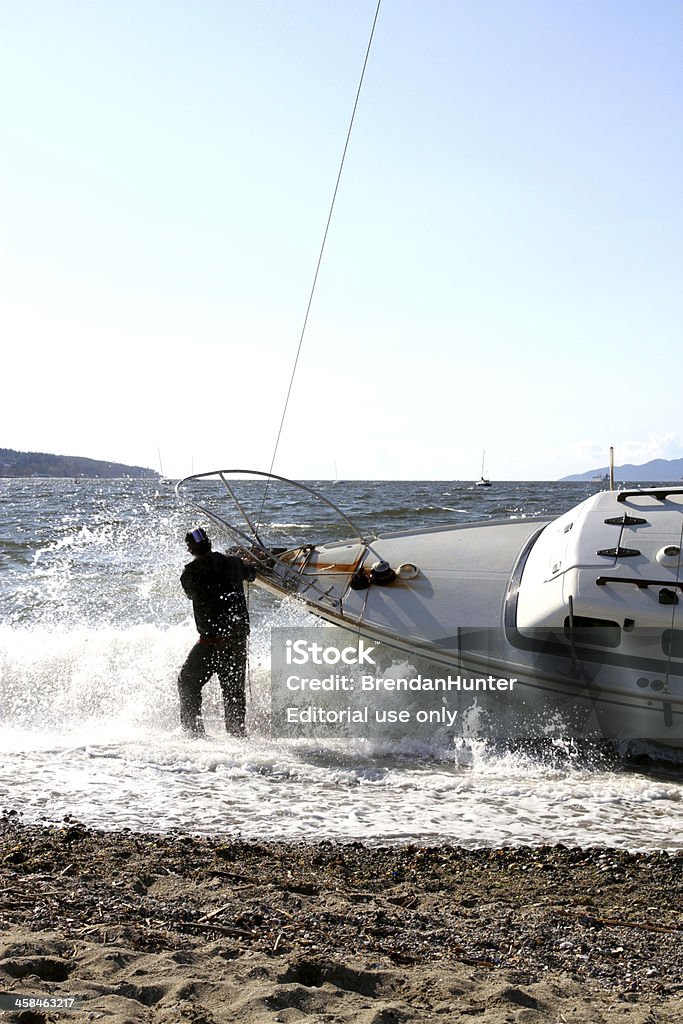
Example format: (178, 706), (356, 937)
(474, 449), (492, 488)
(177, 471), (683, 751)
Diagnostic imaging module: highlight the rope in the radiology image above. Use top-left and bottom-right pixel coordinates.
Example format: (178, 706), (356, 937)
(257, 0), (383, 526)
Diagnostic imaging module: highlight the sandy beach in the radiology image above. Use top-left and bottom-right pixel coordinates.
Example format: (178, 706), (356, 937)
(0, 815), (681, 1023)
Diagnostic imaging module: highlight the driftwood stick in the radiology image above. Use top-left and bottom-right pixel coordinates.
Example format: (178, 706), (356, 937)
(198, 901), (234, 923)
(177, 920), (255, 939)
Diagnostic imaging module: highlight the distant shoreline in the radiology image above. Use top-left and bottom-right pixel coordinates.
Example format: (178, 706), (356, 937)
(0, 447), (156, 480)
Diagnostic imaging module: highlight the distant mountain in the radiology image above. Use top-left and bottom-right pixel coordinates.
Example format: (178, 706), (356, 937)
(0, 448), (157, 479)
(561, 457), (683, 483)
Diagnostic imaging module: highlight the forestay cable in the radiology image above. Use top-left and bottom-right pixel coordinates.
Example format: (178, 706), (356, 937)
(257, 0), (383, 524)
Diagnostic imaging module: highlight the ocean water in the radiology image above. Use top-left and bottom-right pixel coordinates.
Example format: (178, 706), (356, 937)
(1, 475), (682, 851)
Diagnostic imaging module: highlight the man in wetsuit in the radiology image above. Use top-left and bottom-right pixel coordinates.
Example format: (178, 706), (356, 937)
(178, 527), (256, 737)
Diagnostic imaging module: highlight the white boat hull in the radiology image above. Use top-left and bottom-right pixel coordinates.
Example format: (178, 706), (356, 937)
(177, 472), (683, 749)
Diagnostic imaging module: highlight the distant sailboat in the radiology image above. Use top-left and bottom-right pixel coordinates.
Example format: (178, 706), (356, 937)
(157, 448), (172, 484)
(475, 450), (492, 488)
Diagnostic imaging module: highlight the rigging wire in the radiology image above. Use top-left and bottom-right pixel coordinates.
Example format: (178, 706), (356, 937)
(256, 0), (383, 528)
(664, 512), (683, 690)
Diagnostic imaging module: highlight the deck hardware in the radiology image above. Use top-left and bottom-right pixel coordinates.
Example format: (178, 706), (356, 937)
(617, 488), (681, 503)
(596, 577), (683, 590)
(596, 547), (641, 558)
(350, 569), (370, 590)
(656, 545), (681, 568)
(603, 515), (647, 526)
(396, 562), (419, 580)
(659, 588), (679, 606)
(369, 560), (397, 585)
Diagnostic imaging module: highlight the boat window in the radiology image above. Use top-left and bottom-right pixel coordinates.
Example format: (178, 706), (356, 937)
(662, 629), (683, 659)
(563, 616), (621, 649)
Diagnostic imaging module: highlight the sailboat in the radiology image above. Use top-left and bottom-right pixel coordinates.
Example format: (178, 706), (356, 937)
(474, 450), (492, 488)
(157, 448), (172, 485)
(177, 469), (683, 751)
(174, 13), (682, 752)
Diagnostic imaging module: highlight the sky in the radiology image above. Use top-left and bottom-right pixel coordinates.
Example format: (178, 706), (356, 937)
(1, 0), (681, 481)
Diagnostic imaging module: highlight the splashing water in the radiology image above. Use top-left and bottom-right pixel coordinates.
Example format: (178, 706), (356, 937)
(1, 478), (682, 849)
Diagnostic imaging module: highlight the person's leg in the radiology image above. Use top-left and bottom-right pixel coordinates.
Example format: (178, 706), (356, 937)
(216, 628), (248, 736)
(177, 642), (212, 736)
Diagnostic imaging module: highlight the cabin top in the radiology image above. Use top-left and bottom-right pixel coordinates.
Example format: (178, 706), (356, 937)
(516, 487), (683, 635)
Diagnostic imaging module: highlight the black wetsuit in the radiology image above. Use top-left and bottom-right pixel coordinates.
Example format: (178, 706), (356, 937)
(177, 552), (255, 736)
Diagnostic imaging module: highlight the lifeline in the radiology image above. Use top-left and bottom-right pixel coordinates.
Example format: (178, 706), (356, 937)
(360, 674), (516, 691)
